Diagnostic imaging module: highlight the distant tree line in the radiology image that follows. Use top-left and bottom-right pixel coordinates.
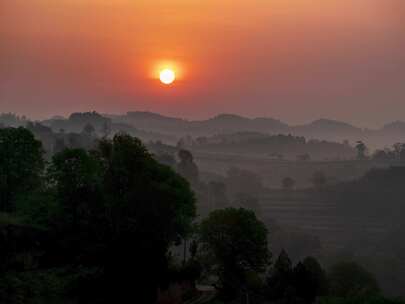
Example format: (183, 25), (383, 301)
(178, 132), (356, 161)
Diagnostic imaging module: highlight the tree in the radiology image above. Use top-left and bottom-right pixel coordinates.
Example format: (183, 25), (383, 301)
(47, 133), (196, 303)
(328, 261), (380, 298)
(294, 257), (328, 304)
(177, 149), (199, 185)
(98, 134), (196, 302)
(0, 127), (44, 212)
(355, 141), (367, 160)
(266, 250), (295, 302)
(199, 208), (269, 300)
(48, 149), (103, 228)
(282, 177), (296, 191)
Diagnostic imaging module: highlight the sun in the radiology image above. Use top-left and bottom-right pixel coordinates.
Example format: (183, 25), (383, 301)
(159, 68), (176, 85)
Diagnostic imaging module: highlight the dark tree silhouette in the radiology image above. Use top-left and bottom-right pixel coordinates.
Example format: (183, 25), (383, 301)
(266, 250), (295, 302)
(355, 141), (367, 160)
(328, 261), (380, 298)
(47, 134), (196, 303)
(177, 149), (199, 185)
(294, 257), (329, 303)
(0, 127), (44, 212)
(199, 208), (269, 300)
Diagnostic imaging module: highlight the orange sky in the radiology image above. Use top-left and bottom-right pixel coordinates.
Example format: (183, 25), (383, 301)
(1, 0), (404, 126)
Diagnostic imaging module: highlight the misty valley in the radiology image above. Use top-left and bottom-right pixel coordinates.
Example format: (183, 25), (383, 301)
(2, 1), (405, 302)
(1, 111), (405, 304)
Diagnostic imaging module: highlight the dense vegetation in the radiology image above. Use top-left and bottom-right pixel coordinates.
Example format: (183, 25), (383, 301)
(0, 128), (195, 303)
(0, 126), (404, 304)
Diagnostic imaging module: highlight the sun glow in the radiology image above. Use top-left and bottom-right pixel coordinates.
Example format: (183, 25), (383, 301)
(151, 60), (183, 86)
(159, 69), (176, 85)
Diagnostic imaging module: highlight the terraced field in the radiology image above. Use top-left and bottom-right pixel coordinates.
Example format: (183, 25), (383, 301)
(194, 151), (405, 188)
(259, 191), (392, 251)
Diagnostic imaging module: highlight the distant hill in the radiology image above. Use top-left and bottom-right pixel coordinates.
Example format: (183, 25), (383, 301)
(292, 119), (364, 141)
(2, 111), (405, 148)
(106, 112), (288, 136)
(106, 111), (405, 148)
(42, 111), (177, 144)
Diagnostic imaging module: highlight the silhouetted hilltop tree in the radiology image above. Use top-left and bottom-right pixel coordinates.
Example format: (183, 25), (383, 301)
(0, 127), (44, 212)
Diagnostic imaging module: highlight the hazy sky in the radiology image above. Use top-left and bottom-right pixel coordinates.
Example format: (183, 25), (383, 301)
(1, 0), (404, 126)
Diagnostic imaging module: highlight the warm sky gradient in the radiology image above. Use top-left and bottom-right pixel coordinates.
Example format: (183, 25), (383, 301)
(1, 0), (404, 126)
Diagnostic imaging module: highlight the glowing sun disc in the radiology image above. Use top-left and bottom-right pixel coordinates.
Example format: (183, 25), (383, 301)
(159, 69), (176, 85)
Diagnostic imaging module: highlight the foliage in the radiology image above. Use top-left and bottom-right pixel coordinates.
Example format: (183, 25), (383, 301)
(295, 257), (329, 303)
(199, 208), (269, 300)
(46, 134), (196, 302)
(328, 261), (380, 298)
(266, 250), (295, 302)
(266, 252), (329, 304)
(177, 149), (199, 185)
(355, 141), (367, 160)
(0, 127), (44, 212)
(0, 129), (197, 304)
